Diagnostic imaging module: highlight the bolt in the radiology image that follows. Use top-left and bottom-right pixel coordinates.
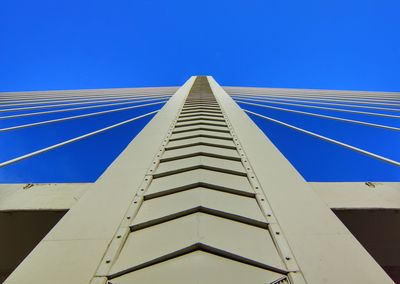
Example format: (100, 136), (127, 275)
(365, 182), (376, 188)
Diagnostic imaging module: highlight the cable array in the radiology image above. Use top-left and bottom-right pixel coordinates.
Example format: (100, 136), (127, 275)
(0, 111), (159, 168)
(229, 90), (400, 167)
(0, 91), (171, 167)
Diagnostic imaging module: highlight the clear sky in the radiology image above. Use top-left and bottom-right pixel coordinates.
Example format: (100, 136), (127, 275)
(0, 0), (399, 183)
(1, 0), (400, 92)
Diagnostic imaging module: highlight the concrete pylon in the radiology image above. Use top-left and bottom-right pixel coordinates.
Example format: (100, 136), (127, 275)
(4, 76), (394, 284)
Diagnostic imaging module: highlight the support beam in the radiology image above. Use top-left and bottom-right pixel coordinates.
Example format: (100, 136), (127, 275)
(2, 182), (399, 212)
(4, 77), (394, 284)
(4, 77), (194, 284)
(0, 184), (89, 211)
(209, 76), (394, 284)
(310, 182), (400, 209)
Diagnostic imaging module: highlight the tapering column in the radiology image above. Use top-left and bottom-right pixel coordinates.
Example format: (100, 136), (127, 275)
(5, 76), (393, 284)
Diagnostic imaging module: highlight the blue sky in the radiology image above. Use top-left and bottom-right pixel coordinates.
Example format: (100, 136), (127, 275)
(0, 0), (399, 182)
(1, 0), (399, 92)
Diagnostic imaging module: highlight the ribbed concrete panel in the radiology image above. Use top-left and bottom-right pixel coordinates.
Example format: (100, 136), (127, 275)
(109, 213), (286, 276)
(177, 115), (225, 122)
(134, 188), (267, 228)
(180, 108), (222, 114)
(173, 124), (229, 134)
(147, 169), (254, 197)
(179, 113), (224, 119)
(169, 129), (232, 141)
(102, 76), (297, 284)
(155, 156), (247, 177)
(161, 146), (240, 161)
(110, 251), (287, 284)
(175, 120), (227, 128)
(166, 136), (236, 150)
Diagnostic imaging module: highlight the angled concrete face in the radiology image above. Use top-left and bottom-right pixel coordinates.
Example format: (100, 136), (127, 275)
(154, 155), (246, 177)
(110, 251), (288, 284)
(101, 77), (295, 284)
(133, 188), (266, 229)
(4, 77), (395, 284)
(208, 77), (395, 284)
(110, 213), (286, 276)
(148, 169), (254, 197)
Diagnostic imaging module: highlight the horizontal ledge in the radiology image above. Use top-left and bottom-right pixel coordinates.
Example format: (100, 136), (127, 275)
(168, 134), (233, 142)
(172, 127), (230, 134)
(309, 182), (400, 209)
(130, 206), (268, 232)
(182, 106), (221, 111)
(160, 151), (241, 163)
(177, 117), (225, 123)
(179, 112), (224, 119)
(0, 183), (90, 211)
(153, 164), (247, 179)
(107, 243), (287, 280)
(144, 182), (255, 200)
(166, 141), (236, 151)
(174, 122), (227, 128)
